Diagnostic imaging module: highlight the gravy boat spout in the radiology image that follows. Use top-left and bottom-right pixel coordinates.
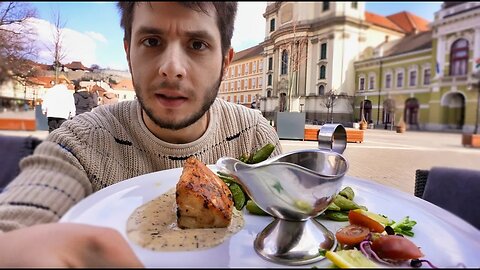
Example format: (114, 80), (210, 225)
(216, 148), (348, 221)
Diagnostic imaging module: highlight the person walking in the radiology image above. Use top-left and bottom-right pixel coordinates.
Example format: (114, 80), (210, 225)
(73, 81), (96, 116)
(41, 80), (76, 132)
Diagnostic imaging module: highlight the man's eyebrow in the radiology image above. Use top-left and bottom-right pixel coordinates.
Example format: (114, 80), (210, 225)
(135, 26), (215, 41)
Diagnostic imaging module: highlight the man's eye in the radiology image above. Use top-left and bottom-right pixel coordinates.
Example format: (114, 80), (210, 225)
(142, 38), (160, 47)
(191, 40), (207, 50)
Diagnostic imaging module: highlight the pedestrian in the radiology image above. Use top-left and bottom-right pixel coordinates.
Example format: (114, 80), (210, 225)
(73, 81), (96, 116)
(0, 2), (281, 267)
(41, 79), (76, 132)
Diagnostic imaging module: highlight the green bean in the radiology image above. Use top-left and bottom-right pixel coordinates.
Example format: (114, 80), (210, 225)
(333, 194), (367, 211)
(326, 201), (341, 211)
(229, 183), (246, 211)
(339, 186), (355, 200)
(249, 143), (275, 164)
(323, 210), (349, 221)
(245, 200), (269, 216)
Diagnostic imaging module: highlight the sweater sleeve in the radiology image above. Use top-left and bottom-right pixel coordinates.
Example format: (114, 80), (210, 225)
(0, 140), (92, 232)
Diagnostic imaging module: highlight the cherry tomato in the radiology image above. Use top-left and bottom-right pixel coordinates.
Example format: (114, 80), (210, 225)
(348, 210), (385, 233)
(371, 235), (424, 260)
(335, 224), (370, 246)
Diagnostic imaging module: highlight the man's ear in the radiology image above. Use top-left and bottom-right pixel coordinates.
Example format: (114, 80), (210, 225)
(222, 48), (234, 77)
(123, 39), (132, 73)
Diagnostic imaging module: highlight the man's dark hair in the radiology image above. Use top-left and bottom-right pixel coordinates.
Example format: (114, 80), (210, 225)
(117, 2), (237, 56)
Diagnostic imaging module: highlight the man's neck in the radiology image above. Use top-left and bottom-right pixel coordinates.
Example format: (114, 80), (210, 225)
(142, 110), (210, 144)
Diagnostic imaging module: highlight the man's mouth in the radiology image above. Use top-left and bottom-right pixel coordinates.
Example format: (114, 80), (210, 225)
(155, 93), (188, 108)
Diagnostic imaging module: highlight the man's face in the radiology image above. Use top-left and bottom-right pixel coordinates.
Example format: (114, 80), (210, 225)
(125, 2), (225, 130)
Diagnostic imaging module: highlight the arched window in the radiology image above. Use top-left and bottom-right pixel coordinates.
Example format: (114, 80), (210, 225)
(318, 85), (325, 95)
(281, 50), (288, 75)
(450, 39), (468, 76)
(319, 65), (326, 79)
(267, 90), (271, 97)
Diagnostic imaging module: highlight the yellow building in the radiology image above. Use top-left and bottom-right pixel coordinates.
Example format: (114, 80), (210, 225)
(218, 44), (264, 108)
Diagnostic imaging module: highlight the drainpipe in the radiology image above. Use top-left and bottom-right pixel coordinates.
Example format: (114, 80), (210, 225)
(377, 60), (383, 126)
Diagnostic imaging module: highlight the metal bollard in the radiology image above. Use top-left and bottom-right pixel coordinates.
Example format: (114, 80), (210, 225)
(318, 123), (347, 154)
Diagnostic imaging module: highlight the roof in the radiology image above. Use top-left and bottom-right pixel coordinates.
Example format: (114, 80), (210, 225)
(387, 11), (430, 34)
(112, 79), (134, 90)
(64, 61), (91, 71)
(365, 11), (430, 34)
(232, 44), (263, 62)
(365, 11), (404, 33)
(383, 30), (432, 57)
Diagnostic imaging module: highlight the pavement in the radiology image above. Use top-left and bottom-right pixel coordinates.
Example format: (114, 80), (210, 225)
(1, 127), (479, 196)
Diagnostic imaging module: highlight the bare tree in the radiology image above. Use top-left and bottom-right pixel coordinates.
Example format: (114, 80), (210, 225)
(46, 8), (67, 84)
(278, 19), (308, 112)
(0, 2), (38, 85)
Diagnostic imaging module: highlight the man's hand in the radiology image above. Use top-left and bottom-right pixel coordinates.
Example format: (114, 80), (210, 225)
(0, 223), (143, 267)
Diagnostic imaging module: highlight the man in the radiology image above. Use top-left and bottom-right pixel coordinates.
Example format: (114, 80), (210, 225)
(41, 79), (76, 132)
(0, 2), (281, 267)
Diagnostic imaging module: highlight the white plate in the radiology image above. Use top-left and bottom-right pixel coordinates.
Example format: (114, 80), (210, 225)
(60, 166), (480, 268)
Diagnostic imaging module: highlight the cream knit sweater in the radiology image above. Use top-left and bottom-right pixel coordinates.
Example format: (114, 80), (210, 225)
(0, 98), (281, 232)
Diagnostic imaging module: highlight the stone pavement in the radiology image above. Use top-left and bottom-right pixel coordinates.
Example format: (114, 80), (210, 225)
(1, 128), (479, 195)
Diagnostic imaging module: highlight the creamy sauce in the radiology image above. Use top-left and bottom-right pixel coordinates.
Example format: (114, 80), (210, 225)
(126, 187), (244, 251)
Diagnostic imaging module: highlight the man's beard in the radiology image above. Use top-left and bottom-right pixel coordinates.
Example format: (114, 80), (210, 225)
(135, 72), (223, 131)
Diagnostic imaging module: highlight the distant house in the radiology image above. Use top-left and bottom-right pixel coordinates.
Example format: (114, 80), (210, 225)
(111, 79), (136, 102)
(63, 61), (92, 72)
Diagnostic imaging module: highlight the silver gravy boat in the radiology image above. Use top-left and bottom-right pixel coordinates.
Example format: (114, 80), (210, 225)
(216, 124), (348, 265)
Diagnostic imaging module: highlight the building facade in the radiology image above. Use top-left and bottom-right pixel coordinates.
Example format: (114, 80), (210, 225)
(218, 44), (264, 108)
(354, 2), (480, 132)
(258, 2), (413, 124)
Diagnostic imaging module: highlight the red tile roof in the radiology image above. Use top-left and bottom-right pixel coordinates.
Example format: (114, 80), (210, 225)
(365, 11), (404, 33)
(232, 44), (263, 62)
(387, 12), (430, 34)
(112, 79), (134, 91)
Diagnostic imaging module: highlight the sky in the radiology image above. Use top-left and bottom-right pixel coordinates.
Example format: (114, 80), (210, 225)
(26, 2), (443, 71)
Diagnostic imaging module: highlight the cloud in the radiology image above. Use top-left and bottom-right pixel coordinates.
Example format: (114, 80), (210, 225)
(26, 17), (101, 68)
(86, 31), (108, 43)
(231, 2), (267, 53)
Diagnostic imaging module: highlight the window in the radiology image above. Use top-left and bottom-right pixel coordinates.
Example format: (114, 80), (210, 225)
(318, 85), (325, 95)
(351, 2), (358, 9)
(385, 74), (392, 88)
(320, 43), (327, 59)
(267, 74), (272, 86)
(258, 77), (263, 87)
(252, 78), (256, 88)
(423, 68), (431, 85)
(240, 95), (244, 103)
(450, 38), (468, 76)
(268, 57), (273, 71)
(281, 50), (288, 75)
(323, 2), (330, 11)
(259, 60), (263, 71)
(267, 90), (272, 97)
(245, 78), (248, 89)
(253, 62), (257, 73)
(248, 94), (251, 102)
(245, 63), (249, 74)
(359, 78), (365, 90)
(397, 72), (404, 88)
(235, 66), (238, 77)
(270, 18), (276, 32)
(369, 75), (374, 90)
(409, 70), (417, 86)
(319, 65), (326, 79)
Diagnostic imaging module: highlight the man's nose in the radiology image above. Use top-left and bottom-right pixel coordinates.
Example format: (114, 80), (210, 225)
(158, 45), (187, 80)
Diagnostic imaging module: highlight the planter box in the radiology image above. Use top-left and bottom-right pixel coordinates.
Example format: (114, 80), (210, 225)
(462, 133), (480, 148)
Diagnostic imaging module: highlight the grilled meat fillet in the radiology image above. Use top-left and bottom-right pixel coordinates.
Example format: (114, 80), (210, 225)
(176, 156), (234, 229)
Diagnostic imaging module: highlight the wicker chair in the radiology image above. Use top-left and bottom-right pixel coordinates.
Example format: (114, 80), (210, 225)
(0, 135), (42, 190)
(414, 167), (480, 229)
(414, 169), (430, 198)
